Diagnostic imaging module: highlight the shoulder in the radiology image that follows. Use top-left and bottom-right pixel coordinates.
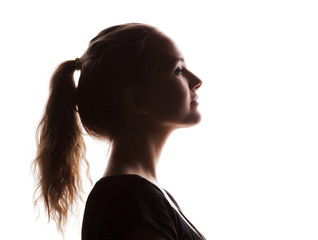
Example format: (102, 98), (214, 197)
(83, 175), (178, 240)
(88, 174), (166, 206)
(84, 174), (174, 223)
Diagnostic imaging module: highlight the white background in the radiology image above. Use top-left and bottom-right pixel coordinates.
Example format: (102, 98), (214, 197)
(1, 0), (318, 239)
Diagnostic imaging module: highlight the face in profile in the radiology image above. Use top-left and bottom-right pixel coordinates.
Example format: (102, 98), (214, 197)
(142, 32), (203, 130)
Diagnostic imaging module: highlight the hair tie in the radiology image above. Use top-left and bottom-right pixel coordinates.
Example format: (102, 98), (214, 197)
(74, 58), (81, 70)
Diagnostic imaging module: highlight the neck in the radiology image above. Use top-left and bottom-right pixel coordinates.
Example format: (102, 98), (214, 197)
(104, 121), (174, 184)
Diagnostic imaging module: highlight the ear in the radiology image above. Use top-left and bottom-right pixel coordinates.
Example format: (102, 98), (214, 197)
(123, 86), (150, 114)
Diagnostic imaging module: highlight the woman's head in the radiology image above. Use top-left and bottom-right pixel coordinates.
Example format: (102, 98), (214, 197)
(77, 23), (202, 141)
(76, 23), (160, 141)
(33, 23), (202, 234)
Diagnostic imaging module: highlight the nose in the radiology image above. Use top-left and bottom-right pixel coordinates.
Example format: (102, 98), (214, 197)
(189, 72), (202, 91)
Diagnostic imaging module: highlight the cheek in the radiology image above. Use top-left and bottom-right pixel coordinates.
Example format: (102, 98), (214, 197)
(149, 79), (189, 116)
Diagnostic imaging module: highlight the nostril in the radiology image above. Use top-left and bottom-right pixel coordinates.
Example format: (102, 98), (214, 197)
(193, 80), (202, 90)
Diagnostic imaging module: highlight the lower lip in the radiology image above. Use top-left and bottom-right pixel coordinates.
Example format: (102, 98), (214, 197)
(191, 100), (199, 105)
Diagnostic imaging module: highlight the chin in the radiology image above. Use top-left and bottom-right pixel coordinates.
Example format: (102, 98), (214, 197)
(175, 112), (202, 129)
(188, 113), (202, 126)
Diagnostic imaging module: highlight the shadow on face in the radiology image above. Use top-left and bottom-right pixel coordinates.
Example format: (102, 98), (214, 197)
(127, 32), (203, 130)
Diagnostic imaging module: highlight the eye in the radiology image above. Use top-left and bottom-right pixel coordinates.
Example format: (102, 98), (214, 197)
(174, 67), (183, 75)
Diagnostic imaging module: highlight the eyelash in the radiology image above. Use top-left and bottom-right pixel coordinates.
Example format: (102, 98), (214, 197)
(175, 67), (183, 75)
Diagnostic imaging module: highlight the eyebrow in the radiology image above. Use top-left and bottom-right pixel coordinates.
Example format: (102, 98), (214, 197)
(172, 57), (185, 66)
(175, 57), (184, 63)
(168, 57), (185, 69)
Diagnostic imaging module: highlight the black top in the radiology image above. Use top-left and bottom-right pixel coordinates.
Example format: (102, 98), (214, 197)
(82, 174), (206, 240)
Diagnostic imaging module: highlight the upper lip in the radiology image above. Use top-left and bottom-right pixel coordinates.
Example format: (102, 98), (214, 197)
(191, 95), (199, 102)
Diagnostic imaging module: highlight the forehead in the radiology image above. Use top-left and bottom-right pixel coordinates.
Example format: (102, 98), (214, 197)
(144, 33), (184, 68)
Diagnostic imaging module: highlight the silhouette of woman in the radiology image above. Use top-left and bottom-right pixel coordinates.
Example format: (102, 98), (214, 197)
(33, 23), (206, 240)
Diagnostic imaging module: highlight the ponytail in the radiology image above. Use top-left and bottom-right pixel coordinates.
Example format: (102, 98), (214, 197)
(33, 59), (91, 234)
(32, 23), (159, 235)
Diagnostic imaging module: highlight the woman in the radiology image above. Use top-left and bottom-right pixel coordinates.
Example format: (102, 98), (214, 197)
(33, 23), (205, 240)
